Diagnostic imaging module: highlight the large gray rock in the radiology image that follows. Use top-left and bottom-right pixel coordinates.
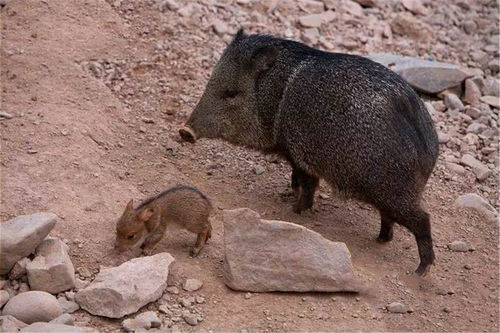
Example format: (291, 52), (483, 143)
(75, 253), (174, 318)
(26, 237), (75, 294)
(3, 291), (63, 324)
(366, 53), (469, 94)
(20, 322), (97, 333)
(222, 208), (358, 292)
(0, 315), (28, 332)
(0, 213), (57, 274)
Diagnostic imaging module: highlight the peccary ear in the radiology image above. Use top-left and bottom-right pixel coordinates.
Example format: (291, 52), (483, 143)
(250, 45), (279, 73)
(234, 28), (246, 41)
(138, 207), (155, 222)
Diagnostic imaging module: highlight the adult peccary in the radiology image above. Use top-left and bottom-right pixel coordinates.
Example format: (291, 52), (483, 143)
(179, 30), (439, 275)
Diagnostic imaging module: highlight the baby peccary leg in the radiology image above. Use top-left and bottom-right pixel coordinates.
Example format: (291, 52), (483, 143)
(377, 211), (395, 243)
(292, 166), (319, 214)
(389, 206), (435, 275)
(190, 224), (212, 257)
(142, 223), (167, 256)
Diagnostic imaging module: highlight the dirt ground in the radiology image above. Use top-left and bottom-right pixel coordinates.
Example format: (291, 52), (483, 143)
(1, 0), (498, 332)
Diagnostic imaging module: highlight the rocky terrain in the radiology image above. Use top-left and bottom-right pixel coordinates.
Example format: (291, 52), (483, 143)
(1, 0), (499, 332)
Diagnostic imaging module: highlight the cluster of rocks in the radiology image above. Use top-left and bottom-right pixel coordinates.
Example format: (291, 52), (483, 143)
(0, 213), (96, 332)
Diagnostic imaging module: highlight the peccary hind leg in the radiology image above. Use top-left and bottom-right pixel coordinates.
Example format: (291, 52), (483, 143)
(377, 211), (395, 243)
(291, 166), (319, 214)
(387, 206), (435, 275)
(191, 224), (211, 257)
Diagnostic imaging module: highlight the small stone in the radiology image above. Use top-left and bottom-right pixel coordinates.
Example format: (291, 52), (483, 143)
(179, 297), (193, 307)
(212, 20), (228, 36)
(20, 322), (96, 332)
(244, 292), (252, 299)
(122, 318), (148, 332)
(74, 278), (89, 290)
(460, 154), (492, 181)
(465, 107), (481, 119)
(18, 283), (29, 293)
(142, 117), (155, 124)
(464, 264), (472, 270)
(445, 162), (466, 175)
(195, 296), (205, 304)
(444, 93), (464, 110)
(437, 132), (450, 144)
(136, 311), (161, 329)
(387, 302), (408, 313)
(480, 96), (499, 109)
(0, 315), (28, 332)
(166, 286), (179, 294)
(448, 240), (470, 252)
(58, 297), (80, 314)
(182, 312), (198, 326)
(65, 291), (75, 301)
(3, 291), (63, 324)
(49, 313), (74, 325)
(183, 279), (203, 292)
(466, 123), (487, 134)
(302, 28), (320, 45)
(0, 213), (58, 275)
(27, 237), (76, 294)
(0, 111), (14, 119)
(299, 14), (323, 28)
(76, 267), (92, 279)
(482, 78), (499, 97)
(464, 79), (481, 106)
(8, 257), (30, 280)
(254, 165), (265, 175)
(0, 290), (10, 308)
(390, 13), (431, 42)
(455, 193), (497, 218)
(401, 0), (428, 15)
(159, 304), (172, 315)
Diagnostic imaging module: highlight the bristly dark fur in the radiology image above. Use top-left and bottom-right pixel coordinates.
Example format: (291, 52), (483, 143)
(136, 185), (210, 209)
(183, 31), (439, 275)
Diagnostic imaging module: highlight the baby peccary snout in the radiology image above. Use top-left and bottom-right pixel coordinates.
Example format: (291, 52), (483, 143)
(179, 127), (196, 143)
(182, 29), (439, 275)
(115, 186), (212, 257)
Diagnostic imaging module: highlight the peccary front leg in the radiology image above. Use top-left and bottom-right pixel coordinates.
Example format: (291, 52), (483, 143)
(141, 222), (167, 256)
(291, 166), (319, 214)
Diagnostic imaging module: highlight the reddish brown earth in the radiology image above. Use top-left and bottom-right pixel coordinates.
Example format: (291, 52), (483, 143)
(1, 0), (498, 332)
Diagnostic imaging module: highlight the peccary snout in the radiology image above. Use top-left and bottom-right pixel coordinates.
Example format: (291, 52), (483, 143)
(179, 126), (196, 143)
(181, 29), (439, 276)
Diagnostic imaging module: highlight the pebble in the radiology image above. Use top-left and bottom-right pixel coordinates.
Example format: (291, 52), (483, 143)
(387, 302), (408, 313)
(182, 312), (198, 326)
(254, 165), (265, 175)
(448, 240), (470, 252)
(444, 93), (464, 110)
(0, 112), (13, 119)
(183, 279), (203, 292)
(76, 267), (92, 279)
(3, 291), (63, 324)
(166, 286), (179, 294)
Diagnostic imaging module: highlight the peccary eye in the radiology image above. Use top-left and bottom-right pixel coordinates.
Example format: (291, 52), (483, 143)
(127, 234), (136, 240)
(222, 90), (238, 99)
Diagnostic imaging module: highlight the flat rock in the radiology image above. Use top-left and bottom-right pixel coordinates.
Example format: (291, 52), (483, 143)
(50, 313), (74, 325)
(75, 253), (174, 318)
(387, 302), (408, 313)
(3, 291), (63, 324)
(27, 237), (75, 294)
(222, 208), (358, 292)
(366, 53), (469, 94)
(0, 213), (57, 274)
(455, 193), (498, 221)
(20, 322), (97, 333)
(183, 279), (203, 292)
(480, 96), (499, 108)
(58, 297), (80, 314)
(0, 315), (28, 332)
(448, 240), (470, 252)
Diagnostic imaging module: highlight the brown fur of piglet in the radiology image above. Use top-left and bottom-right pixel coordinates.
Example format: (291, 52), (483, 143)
(115, 185), (212, 257)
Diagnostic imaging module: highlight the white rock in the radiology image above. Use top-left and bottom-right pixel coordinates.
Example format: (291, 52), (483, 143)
(136, 311), (161, 329)
(455, 193), (497, 221)
(20, 322), (97, 332)
(3, 291), (63, 324)
(222, 208), (358, 292)
(27, 237), (75, 294)
(448, 240), (470, 252)
(75, 253), (174, 318)
(50, 313), (74, 325)
(387, 302), (407, 313)
(0, 290), (10, 308)
(0, 315), (28, 332)
(9, 257), (30, 280)
(58, 297), (80, 314)
(444, 93), (464, 110)
(299, 14), (323, 28)
(0, 213), (57, 274)
(212, 20), (228, 36)
(183, 278), (203, 292)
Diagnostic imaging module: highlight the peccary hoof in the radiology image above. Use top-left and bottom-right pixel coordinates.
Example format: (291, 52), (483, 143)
(179, 127), (196, 143)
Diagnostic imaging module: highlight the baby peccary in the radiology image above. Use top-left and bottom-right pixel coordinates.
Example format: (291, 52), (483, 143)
(115, 186), (212, 257)
(179, 30), (439, 275)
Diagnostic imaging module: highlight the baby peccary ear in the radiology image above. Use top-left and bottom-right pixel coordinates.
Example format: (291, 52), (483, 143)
(125, 199), (134, 211)
(250, 45), (279, 73)
(138, 207), (155, 222)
